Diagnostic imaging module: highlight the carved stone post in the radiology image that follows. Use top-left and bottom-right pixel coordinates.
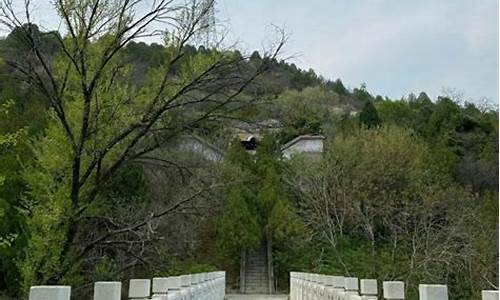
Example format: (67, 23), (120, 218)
(94, 282), (121, 300)
(129, 279), (151, 300)
(482, 290), (499, 300)
(418, 284), (448, 300)
(383, 281), (404, 300)
(29, 286), (71, 300)
(360, 279), (378, 300)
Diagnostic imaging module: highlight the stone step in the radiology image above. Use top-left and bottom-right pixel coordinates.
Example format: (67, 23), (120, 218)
(247, 270), (266, 273)
(247, 258), (265, 261)
(244, 246), (268, 294)
(246, 279), (267, 282)
(245, 289), (268, 292)
(247, 276), (267, 282)
(246, 278), (267, 282)
(246, 281), (267, 284)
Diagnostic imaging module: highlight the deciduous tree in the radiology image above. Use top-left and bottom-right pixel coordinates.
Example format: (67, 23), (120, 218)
(0, 0), (284, 292)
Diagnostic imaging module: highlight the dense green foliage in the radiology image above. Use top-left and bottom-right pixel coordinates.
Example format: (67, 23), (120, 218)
(215, 136), (305, 289)
(218, 136), (304, 258)
(287, 126), (496, 298)
(0, 15), (497, 300)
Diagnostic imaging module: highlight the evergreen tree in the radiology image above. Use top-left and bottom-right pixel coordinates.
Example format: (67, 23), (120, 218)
(359, 101), (381, 128)
(219, 186), (261, 251)
(331, 78), (348, 95)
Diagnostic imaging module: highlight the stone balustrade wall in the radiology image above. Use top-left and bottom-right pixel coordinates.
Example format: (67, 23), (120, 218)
(290, 272), (499, 300)
(29, 271), (225, 300)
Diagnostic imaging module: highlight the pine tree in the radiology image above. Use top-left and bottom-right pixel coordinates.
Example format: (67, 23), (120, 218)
(359, 101), (381, 128)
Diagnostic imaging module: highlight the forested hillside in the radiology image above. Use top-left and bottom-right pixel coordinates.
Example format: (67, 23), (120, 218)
(0, 1), (497, 299)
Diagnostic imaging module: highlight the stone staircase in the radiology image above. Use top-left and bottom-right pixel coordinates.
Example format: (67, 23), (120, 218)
(244, 246), (269, 294)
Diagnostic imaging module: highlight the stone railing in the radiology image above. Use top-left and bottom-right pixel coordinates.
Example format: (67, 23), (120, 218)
(290, 272), (499, 300)
(29, 271), (225, 300)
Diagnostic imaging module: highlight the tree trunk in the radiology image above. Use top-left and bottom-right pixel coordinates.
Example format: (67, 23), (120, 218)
(239, 247), (246, 294)
(266, 235), (275, 294)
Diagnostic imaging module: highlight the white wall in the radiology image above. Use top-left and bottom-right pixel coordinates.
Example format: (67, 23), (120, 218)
(282, 139), (323, 159)
(177, 137), (223, 162)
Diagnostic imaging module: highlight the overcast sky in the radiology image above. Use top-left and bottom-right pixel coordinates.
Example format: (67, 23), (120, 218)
(220, 0), (499, 105)
(9, 0), (500, 104)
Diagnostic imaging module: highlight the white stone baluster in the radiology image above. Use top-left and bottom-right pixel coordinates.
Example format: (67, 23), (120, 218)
(482, 290), (500, 300)
(214, 272), (221, 300)
(345, 277), (359, 299)
(326, 276), (344, 300)
(29, 286), (71, 300)
(418, 284), (448, 300)
(290, 272), (296, 300)
(207, 272), (216, 300)
(296, 272), (301, 300)
(167, 276), (182, 300)
(312, 274), (321, 300)
(301, 273), (307, 300)
(189, 274), (199, 300)
(203, 272), (209, 299)
(201, 273), (209, 300)
(322, 275), (333, 300)
(306, 273), (313, 300)
(308, 273), (315, 300)
(304, 273), (312, 300)
(301, 273), (308, 300)
(152, 277), (170, 300)
(129, 279), (151, 300)
(94, 282), (121, 300)
(316, 274), (324, 300)
(383, 281), (404, 300)
(295, 273), (301, 300)
(179, 275), (191, 300)
(195, 273), (203, 300)
(324, 274), (336, 300)
(218, 271), (226, 300)
(360, 279), (378, 300)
